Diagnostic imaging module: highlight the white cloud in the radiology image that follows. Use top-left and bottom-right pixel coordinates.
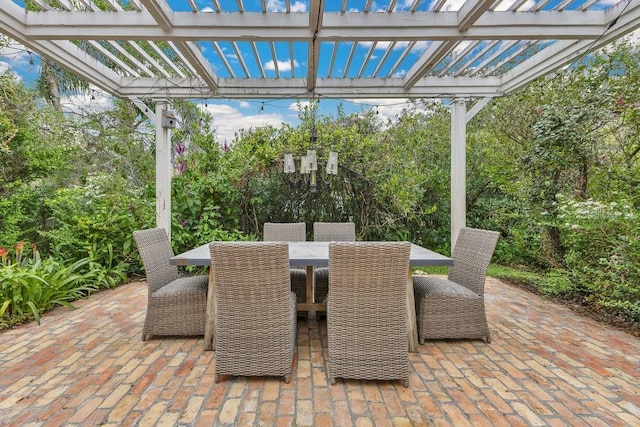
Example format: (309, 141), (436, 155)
(239, 101), (251, 108)
(393, 69), (407, 78)
(264, 59), (299, 72)
(267, 0), (306, 12)
(267, 0), (285, 12)
(60, 88), (114, 115)
(347, 98), (412, 119)
(0, 40), (33, 70)
(493, 0), (535, 11)
(452, 40), (473, 56)
(205, 103), (286, 143)
(396, 0), (415, 11)
(288, 100), (310, 112)
(290, 1), (306, 12)
(0, 61), (21, 83)
(442, 0), (465, 11)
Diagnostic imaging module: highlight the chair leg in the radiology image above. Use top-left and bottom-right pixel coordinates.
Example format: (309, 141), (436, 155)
(329, 376), (336, 385)
(402, 379), (409, 388)
(284, 374), (290, 384)
(214, 374), (220, 383)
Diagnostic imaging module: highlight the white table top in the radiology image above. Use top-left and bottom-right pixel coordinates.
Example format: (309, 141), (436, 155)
(170, 241), (453, 267)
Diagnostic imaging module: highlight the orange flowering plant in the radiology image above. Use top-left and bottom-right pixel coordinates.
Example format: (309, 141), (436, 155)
(0, 242), (39, 267)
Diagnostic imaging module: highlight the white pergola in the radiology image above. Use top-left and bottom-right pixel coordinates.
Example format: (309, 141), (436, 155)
(2, 0), (639, 242)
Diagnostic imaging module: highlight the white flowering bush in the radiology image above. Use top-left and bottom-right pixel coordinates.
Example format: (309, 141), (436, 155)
(549, 195), (639, 321)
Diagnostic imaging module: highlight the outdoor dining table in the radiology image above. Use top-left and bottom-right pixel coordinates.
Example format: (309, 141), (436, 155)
(170, 241), (453, 352)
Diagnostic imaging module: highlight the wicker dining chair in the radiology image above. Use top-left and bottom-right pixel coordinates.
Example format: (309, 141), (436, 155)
(210, 241), (296, 383)
(133, 228), (208, 341)
(327, 241), (411, 387)
(413, 227), (500, 344)
(263, 222), (307, 304)
(313, 222), (356, 303)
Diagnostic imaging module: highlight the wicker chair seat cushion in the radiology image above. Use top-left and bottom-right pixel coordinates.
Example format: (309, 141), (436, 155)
(413, 276), (480, 300)
(413, 275), (489, 341)
(153, 275), (208, 298)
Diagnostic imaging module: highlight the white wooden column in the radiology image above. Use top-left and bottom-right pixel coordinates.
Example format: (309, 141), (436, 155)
(155, 101), (172, 238)
(450, 98), (467, 247)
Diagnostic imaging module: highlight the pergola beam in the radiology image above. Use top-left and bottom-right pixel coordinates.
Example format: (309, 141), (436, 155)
(18, 11), (615, 41)
(139, 0), (174, 31)
(458, 0), (495, 32)
(306, 0), (324, 92)
(115, 76), (502, 99)
(403, 41), (458, 90)
(173, 41), (220, 91)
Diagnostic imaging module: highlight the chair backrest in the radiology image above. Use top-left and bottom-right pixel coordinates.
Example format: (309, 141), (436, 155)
(263, 222), (306, 242)
(313, 222), (356, 242)
(448, 227), (500, 295)
(210, 241), (292, 323)
(328, 242), (411, 370)
(328, 241), (410, 322)
(133, 228), (178, 293)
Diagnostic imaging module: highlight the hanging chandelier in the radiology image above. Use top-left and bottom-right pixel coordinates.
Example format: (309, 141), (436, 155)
(283, 105), (338, 192)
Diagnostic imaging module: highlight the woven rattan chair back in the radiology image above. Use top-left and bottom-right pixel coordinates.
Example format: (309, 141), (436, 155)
(133, 228), (178, 293)
(327, 241), (411, 386)
(263, 222), (307, 303)
(209, 241), (296, 382)
(448, 228), (500, 295)
(263, 222), (306, 242)
(313, 222), (356, 242)
(312, 222), (355, 303)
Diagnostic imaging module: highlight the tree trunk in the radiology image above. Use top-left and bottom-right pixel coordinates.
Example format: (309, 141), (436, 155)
(541, 225), (565, 269)
(42, 62), (61, 111)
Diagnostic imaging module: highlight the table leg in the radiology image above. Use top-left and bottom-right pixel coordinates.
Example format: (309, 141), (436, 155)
(306, 266), (316, 320)
(406, 268), (418, 352)
(204, 267), (216, 351)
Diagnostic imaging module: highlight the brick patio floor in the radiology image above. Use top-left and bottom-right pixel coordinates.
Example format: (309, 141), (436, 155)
(1, 277), (639, 426)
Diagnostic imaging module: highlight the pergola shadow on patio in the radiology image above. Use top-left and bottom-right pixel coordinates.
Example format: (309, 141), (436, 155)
(1, 278), (638, 426)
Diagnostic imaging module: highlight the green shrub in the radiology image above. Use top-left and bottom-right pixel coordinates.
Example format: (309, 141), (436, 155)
(540, 269), (575, 296)
(41, 173), (153, 272)
(0, 243), (126, 328)
(550, 195), (640, 321)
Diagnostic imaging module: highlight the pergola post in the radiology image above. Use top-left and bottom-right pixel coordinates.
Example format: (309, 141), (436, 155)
(155, 101), (172, 238)
(451, 98), (467, 248)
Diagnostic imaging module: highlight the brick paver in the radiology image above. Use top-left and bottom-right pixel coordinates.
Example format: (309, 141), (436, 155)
(1, 278), (638, 426)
